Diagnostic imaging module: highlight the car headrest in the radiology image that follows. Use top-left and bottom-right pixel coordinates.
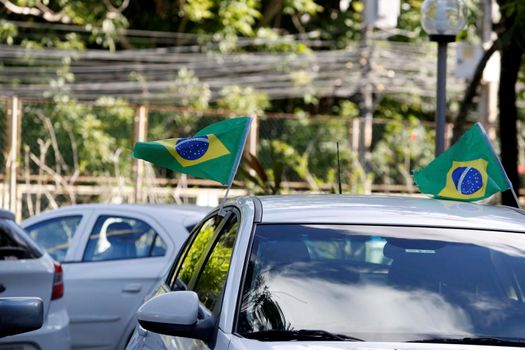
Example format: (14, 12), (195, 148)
(383, 242), (402, 259)
(106, 222), (134, 242)
(261, 240), (311, 266)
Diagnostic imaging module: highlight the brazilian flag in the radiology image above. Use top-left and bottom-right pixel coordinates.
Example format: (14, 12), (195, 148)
(413, 123), (512, 202)
(133, 117), (252, 185)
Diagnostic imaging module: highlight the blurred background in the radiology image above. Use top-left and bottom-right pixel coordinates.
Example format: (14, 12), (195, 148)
(0, 0), (524, 220)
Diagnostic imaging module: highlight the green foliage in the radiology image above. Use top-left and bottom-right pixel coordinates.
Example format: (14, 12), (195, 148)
(375, 95), (434, 122)
(22, 98), (133, 176)
(334, 100), (360, 118)
(179, 224), (215, 285)
(169, 68), (211, 110)
(218, 0), (261, 36)
(3, 0), (502, 194)
(196, 221), (238, 308)
(462, 0), (485, 43)
(283, 0), (323, 15)
(183, 0), (215, 22)
(371, 119), (434, 186)
(281, 117), (367, 192)
(251, 28), (311, 53)
(177, 217), (237, 309)
(217, 85), (270, 115)
(395, 0), (424, 41)
(1, 0), (129, 50)
(241, 140), (307, 194)
(242, 116), (367, 194)
(0, 20), (17, 45)
(290, 70), (313, 86)
(370, 96), (434, 187)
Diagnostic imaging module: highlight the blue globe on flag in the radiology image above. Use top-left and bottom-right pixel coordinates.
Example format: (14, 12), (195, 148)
(451, 166), (483, 195)
(175, 135), (209, 161)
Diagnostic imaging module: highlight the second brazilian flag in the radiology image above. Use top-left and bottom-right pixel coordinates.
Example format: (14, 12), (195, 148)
(413, 123), (511, 202)
(133, 117), (252, 185)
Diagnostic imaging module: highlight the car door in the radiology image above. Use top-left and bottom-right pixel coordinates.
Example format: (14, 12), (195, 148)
(65, 209), (173, 350)
(22, 209), (92, 263)
(140, 208), (241, 350)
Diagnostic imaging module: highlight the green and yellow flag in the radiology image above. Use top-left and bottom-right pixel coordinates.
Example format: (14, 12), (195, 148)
(413, 123), (512, 202)
(133, 117), (252, 185)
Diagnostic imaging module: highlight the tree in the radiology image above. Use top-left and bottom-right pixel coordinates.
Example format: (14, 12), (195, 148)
(496, 0), (525, 206)
(452, 0), (525, 206)
(5, 0), (521, 201)
(0, 0), (130, 49)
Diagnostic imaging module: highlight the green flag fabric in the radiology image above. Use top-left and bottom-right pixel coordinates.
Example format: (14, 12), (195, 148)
(133, 117), (252, 185)
(413, 123), (512, 202)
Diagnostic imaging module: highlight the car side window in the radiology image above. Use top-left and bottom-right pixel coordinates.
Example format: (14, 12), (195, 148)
(172, 215), (223, 291)
(25, 215), (81, 262)
(194, 215), (240, 313)
(83, 215), (166, 262)
(151, 235), (168, 257)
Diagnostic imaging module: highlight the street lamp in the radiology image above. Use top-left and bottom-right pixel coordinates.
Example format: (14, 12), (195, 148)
(421, 0), (467, 155)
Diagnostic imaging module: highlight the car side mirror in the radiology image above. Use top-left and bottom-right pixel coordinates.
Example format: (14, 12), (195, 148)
(0, 298), (44, 338)
(137, 291), (214, 342)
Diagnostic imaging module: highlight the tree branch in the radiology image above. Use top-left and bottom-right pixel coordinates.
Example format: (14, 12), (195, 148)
(29, 152), (76, 203)
(452, 39), (501, 143)
(0, 0), (71, 23)
(116, 0), (130, 13)
(102, 0), (130, 13)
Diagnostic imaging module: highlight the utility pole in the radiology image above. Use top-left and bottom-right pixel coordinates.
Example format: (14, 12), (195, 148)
(358, 0), (400, 166)
(132, 105), (148, 203)
(358, 2), (374, 170)
(479, 0), (498, 140)
(4, 96), (22, 219)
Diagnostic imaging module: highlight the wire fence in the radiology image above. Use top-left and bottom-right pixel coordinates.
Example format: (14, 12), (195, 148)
(0, 96), (519, 220)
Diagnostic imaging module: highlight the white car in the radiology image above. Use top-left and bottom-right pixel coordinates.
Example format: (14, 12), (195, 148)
(0, 209), (71, 350)
(22, 204), (209, 350)
(129, 195), (525, 350)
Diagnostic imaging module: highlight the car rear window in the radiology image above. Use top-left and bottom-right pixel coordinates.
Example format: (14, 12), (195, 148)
(0, 221), (42, 260)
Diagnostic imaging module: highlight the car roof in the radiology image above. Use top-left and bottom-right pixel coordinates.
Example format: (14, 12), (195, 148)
(22, 203), (211, 228)
(0, 209), (15, 221)
(249, 194), (525, 233)
(50, 203), (211, 216)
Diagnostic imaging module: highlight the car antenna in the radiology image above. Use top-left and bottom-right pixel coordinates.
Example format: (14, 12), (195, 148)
(337, 141), (342, 194)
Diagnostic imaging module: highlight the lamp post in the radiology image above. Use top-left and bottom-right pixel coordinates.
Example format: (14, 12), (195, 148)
(421, 0), (467, 155)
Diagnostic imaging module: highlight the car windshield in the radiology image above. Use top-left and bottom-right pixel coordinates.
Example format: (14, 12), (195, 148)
(237, 224), (525, 343)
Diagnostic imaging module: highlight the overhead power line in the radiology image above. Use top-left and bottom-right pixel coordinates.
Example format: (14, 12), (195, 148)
(7, 20), (331, 49)
(0, 40), (465, 103)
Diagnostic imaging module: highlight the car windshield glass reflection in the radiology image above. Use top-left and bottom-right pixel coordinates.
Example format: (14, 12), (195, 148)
(237, 224), (525, 342)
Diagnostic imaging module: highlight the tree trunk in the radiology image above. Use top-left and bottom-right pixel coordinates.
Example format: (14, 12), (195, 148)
(261, 0), (283, 26)
(498, 41), (522, 206)
(452, 40), (499, 143)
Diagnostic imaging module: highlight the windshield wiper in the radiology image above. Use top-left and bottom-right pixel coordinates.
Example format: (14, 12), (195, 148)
(243, 329), (364, 342)
(408, 337), (525, 347)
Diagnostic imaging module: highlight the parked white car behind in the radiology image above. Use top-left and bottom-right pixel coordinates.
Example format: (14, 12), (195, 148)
(0, 209), (71, 350)
(22, 204), (209, 350)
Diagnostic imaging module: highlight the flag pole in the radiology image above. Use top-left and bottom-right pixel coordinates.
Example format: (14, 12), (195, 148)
(218, 117), (253, 217)
(477, 122), (521, 209)
(510, 188), (521, 209)
(337, 142), (342, 194)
